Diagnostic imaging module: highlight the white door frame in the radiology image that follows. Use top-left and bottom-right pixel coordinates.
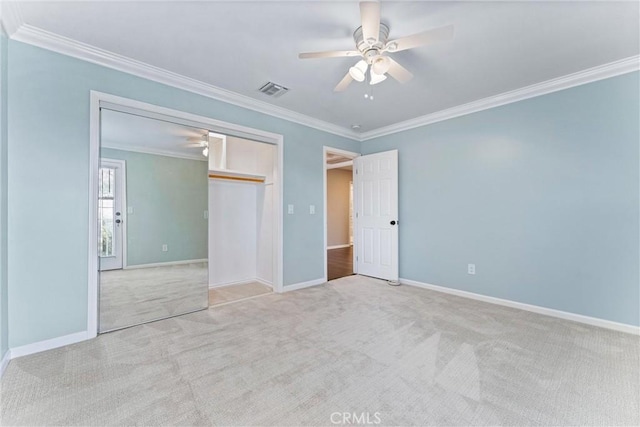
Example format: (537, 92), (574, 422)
(98, 158), (127, 270)
(323, 146), (360, 282)
(89, 90), (285, 338)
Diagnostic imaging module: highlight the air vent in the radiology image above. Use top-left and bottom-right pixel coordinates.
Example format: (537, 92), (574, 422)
(259, 82), (289, 98)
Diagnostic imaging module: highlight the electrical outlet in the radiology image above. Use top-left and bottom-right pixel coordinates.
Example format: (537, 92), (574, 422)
(162, 244), (168, 252)
(204, 210), (208, 219)
(127, 207), (134, 214)
(288, 204), (294, 214)
(309, 204), (315, 214)
(468, 264), (476, 275)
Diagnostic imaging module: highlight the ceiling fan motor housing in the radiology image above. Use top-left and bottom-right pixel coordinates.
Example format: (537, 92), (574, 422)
(353, 23), (390, 60)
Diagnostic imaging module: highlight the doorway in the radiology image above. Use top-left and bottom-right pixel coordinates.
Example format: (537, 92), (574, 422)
(324, 147), (359, 281)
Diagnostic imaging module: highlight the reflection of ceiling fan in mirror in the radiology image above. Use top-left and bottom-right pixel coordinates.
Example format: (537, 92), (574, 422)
(298, 1), (454, 92)
(184, 134), (209, 157)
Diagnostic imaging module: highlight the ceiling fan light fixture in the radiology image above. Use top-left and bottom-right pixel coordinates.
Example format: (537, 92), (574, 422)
(369, 69), (387, 85)
(349, 60), (368, 82)
(371, 55), (391, 75)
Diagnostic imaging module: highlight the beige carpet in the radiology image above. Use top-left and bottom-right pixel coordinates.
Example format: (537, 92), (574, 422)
(209, 281), (272, 306)
(2, 275), (638, 426)
(99, 262), (209, 332)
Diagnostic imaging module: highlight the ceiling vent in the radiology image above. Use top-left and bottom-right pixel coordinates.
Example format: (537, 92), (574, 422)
(259, 82), (289, 98)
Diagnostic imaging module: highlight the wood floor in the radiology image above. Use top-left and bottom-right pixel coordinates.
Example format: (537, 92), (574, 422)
(327, 245), (353, 280)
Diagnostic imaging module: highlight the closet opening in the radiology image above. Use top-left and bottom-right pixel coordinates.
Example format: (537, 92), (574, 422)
(88, 91), (283, 337)
(207, 134), (277, 306)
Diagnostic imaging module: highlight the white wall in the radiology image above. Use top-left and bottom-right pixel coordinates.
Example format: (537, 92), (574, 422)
(208, 137), (276, 287)
(209, 180), (257, 286)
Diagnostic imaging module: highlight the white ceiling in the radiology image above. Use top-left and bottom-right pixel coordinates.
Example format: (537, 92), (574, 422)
(101, 109), (209, 160)
(12, 1), (640, 134)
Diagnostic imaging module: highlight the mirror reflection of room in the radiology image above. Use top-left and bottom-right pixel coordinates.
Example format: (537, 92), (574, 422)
(98, 110), (209, 333)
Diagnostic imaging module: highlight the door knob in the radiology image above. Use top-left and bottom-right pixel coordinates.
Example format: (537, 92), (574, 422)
(115, 219), (122, 224)
(390, 220), (397, 225)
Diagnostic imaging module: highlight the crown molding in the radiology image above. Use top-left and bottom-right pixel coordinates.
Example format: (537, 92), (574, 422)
(102, 141), (207, 162)
(0, 1), (24, 37)
(6, 19), (639, 143)
(359, 55), (640, 141)
(10, 24), (361, 141)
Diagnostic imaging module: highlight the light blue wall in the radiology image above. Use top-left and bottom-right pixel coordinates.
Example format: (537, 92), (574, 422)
(362, 72), (640, 326)
(7, 40), (359, 348)
(0, 33), (9, 360)
(100, 149), (208, 266)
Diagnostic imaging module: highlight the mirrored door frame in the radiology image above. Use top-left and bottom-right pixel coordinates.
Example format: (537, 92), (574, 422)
(87, 91), (285, 339)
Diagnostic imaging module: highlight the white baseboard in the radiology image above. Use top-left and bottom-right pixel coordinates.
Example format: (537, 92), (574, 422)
(255, 277), (273, 288)
(10, 331), (90, 359)
(0, 349), (11, 377)
(283, 278), (326, 292)
(400, 278), (639, 335)
(327, 244), (351, 250)
(209, 278), (260, 289)
(124, 258), (207, 270)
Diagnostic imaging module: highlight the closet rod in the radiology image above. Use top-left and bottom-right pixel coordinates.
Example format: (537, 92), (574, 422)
(208, 173), (265, 183)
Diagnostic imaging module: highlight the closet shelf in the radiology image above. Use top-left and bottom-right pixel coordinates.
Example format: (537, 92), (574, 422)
(208, 168), (266, 184)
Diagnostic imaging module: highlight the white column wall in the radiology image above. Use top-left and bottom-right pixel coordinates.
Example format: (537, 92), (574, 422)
(208, 180), (257, 286)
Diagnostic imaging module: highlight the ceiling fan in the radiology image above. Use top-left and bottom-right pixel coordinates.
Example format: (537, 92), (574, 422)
(298, 1), (454, 92)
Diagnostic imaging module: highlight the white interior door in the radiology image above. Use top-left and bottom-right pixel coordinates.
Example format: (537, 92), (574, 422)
(99, 159), (125, 271)
(354, 150), (398, 281)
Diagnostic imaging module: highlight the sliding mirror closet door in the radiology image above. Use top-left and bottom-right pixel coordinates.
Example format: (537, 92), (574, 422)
(98, 109), (209, 332)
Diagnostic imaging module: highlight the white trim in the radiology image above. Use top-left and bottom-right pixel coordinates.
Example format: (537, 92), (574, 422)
(10, 331), (89, 359)
(283, 278), (326, 292)
(328, 244), (351, 250)
(11, 24), (359, 141)
(255, 277), (274, 288)
(400, 278), (640, 335)
(360, 56), (640, 141)
(323, 147), (360, 282)
(209, 291), (272, 308)
(90, 91), (285, 339)
(102, 141), (207, 162)
(0, 350), (10, 377)
(0, 1), (23, 37)
(125, 258), (207, 270)
(327, 160), (353, 170)
(87, 92), (100, 340)
(4, 17), (638, 142)
(209, 278), (261, 289)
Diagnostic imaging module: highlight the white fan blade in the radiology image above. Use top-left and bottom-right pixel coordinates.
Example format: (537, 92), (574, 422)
(360, 1), (381, 44)
(387, 25), (454, 52)
(387, 58), (413, 83)
(334, 72), (354, 92)
(299, 51), (359, 59)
